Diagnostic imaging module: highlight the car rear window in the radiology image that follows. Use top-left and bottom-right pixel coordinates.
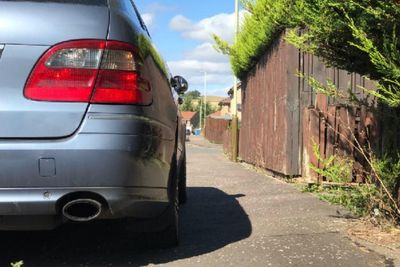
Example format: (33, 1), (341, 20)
(0, 0), (107, 5)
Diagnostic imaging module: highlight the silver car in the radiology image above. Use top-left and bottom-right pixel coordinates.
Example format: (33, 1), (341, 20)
(0, 0), (188, 246)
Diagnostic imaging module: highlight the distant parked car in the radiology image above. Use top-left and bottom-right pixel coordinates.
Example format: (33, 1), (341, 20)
(0, 0), (188, 246)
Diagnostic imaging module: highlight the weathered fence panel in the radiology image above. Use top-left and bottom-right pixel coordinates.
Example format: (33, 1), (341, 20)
(204, 117), (230, 144)
(223, 128), (231, 156)
(239, 31), (382, 180)
(299, 52), (379, 181)
(222, 128), (240, 157)
(240, 35), (301, 176)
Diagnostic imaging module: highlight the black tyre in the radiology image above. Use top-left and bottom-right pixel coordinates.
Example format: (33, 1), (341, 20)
(153, 154), (180, 248)
(178, 150), (187, 204)
(156, 173), (179, 248)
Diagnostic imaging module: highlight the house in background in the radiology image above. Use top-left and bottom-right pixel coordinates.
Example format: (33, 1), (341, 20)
(181, 111), (199, 131)
(219, 98), (231, 114)
(203, 96), (225, 110)
(192, 96), (225, 110)
(219, 83), (242, 121)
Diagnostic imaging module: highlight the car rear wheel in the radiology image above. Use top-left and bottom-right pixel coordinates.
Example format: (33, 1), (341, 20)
(155, 170), (179, 247)
(123, 154), (180, 248)
(152, 154), (180, 248)
(157, 190), (179, 247)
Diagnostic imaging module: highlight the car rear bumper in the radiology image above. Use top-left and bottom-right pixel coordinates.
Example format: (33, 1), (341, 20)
(0, 134), (173, 188)
(0, 186), (169, 230)
(0, 112), (176, 230)
(0, 110), (176, 187)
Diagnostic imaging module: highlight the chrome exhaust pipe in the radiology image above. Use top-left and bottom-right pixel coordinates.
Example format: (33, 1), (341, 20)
(62, 199), (102, 222)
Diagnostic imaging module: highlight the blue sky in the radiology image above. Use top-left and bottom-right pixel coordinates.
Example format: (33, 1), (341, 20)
(135, 0), (238, 96)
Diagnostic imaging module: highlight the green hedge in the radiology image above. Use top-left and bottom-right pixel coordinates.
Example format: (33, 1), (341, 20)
(229, 0), (297, 79)
(228, 0), (400, 106)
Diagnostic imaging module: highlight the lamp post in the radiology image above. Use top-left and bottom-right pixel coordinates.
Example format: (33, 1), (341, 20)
(198, 71), (207, 133)
(203, 71), (207, 121)
(199, 97), (202, 130)
(231, 0), (240, 161)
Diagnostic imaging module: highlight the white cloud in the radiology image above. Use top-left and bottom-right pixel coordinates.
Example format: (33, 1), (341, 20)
(169, 15), (193, 31)
(141, 13), (155, 28)
(139, 2), (176, 30)
(169, 60), (230, 75)
(184, 42), (227, 62)
(168, 43), (233, 95)
(167, 11), (247, 96)
(169, 11), (246, 43)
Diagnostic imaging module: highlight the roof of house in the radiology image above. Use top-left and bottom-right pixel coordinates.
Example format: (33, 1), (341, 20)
(209, 110), (232, 120)
(209, 111), (222, 117)
(181, 111), (197, 121)
(219, 97), (232, 105)
(227, 82), (242, 96)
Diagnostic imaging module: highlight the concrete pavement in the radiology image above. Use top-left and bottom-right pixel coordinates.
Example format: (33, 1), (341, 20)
(179, 136), (389, 266)
(0, 136), (392, 266)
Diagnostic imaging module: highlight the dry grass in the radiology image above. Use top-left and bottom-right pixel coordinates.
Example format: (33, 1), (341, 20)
(348, 220), (400, 250)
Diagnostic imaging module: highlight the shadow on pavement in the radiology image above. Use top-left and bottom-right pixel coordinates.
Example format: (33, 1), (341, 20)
(0, 187), (252, 266)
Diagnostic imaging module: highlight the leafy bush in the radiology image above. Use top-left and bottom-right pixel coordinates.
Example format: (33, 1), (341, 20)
(372, 155), (400, 211)
(11, 261), (23, 267)
(306, 148), (400, 224)
(217, 0), (400, 224)
(309, 143), (354, 183)
(287, 0), (400, 107)
(180, 96), (218, 116)
(216, 0), (297, 79)
(218, 0), (400, 106)
(302, 183), (377, 216)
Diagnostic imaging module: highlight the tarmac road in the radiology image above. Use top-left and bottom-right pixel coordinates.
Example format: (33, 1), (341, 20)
(0, 136), (391, 266)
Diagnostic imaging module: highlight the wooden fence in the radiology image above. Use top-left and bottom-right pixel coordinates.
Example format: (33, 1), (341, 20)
(204, 117), (231, 144)
(238, 31), (398, 181)
(204, 31), (400, 181)
(239, 36), (300, 175)
(299, 54), (380, 181)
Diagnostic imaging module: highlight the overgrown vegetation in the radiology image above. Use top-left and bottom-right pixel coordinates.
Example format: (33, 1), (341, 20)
(214, 0), (400, 225)
(216, 0), (400, 107)
(180, 92), (219, 122)
(303, 183), (377, 216)
(304, 158), (400, 223)
(286, 0), (400, 107)
(306, 141), (400, 224)
(309, 143), (354, 183)
(10, 261), (23, 267)
(214, 0), (297, 79)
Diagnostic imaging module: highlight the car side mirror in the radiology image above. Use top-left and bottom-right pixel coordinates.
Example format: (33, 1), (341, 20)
(171, 76), (189, 95)
(178, 97), (184, 105)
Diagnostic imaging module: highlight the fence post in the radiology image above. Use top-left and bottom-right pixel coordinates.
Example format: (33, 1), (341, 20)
(231, 116), (239, 161)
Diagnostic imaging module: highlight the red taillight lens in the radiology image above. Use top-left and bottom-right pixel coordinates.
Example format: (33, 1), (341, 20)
(92, 70), (152, 104)
(24, 40), (152, 105)
(25, 40), (104, 102)
(91, 40), (152, 105)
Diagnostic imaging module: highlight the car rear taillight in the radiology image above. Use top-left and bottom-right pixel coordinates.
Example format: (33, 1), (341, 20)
(24, 40), (152, 105)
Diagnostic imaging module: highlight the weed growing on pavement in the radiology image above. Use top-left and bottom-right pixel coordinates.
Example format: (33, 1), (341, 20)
(305, 146), (400, 225)
(302, 183), (377, 217)
(10, 261), (23, 267)
(310, 143), (354, 183)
